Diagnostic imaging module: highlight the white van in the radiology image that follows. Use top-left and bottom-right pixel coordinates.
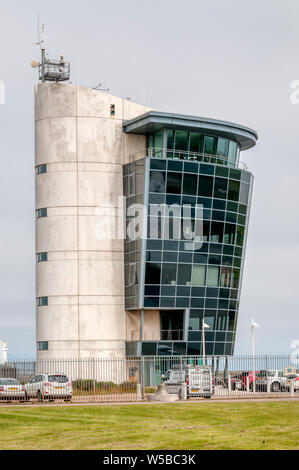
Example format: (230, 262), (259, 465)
(164, 365), (213, 399)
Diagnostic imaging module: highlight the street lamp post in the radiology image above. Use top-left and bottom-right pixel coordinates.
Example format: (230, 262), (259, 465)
(251, 319), (259, 394)
(202, 319), (210, 366)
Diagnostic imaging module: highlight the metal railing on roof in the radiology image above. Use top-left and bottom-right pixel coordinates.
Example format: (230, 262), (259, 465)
(129, 148), (248, 171)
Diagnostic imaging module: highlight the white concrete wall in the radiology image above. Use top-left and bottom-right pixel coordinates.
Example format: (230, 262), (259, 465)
(35, 83), (151, 359)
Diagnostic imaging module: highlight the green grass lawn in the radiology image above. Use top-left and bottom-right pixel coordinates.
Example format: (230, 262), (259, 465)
(0, 401), (298, 450)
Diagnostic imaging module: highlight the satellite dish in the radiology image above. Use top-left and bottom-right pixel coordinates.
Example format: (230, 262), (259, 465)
(31, 60), (39, 68)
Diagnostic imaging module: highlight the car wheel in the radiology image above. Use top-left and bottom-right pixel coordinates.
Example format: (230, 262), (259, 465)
(271, 382), (281, 393)
(37, 390), (43, 402)
(204, 395), (211, 399)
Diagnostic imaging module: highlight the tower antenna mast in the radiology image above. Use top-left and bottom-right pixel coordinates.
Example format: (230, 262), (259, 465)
(32, 17), (70, 83)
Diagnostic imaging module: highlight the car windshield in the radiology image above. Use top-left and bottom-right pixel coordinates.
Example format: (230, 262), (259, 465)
(48, 375), (68, 383)
(0, 379), (20, 385)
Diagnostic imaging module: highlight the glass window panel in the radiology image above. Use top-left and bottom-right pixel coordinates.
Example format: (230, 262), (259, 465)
(149, 171), (165, 193)
(198, 175), (213, 197)
(200, 164), (214, 175)
(160, 297), (175, 308)
(227, 201), (238, 212)
(191, 266), (206, 286)
(217, 314), (227, 331)
(226, 212), (237, 224)
(177, 264), (192, 285)
(161, 263), (177, 285)
(146, 135), (153, 149)
(236, 225), (245, 246)
(166, 130), (174, 159)
(228, 180), (240, 202)
(241, 171), (251, 184)
(204, 314), (215, 329)
(166, 172), (182, 194)
(36, 164), (47, 175)
(206, 266), (219, 287)
(142, 342), (157, 355)
(232, 268), (240, 289)
(213, 199), (226, 210)
(228, 141), (237, 167)
(183, 173), (197, 195)
(239, 183), (250, 204)
(187, 343), (202, 355)
(168, 160), (183, 172)
(220, 267), (232, 288)
(224, 224), (236, 245)
(189, 310), (204, 330)
(230, 169), (241, 181)
(213, 177), (228, 199)
(153, 131), (163, 148)
(145, 263), (161, 284)
(210, 222), (224, 243)
(189, 132), (202, 153)
(167, 130), (174, 150)
(175, 130), (189, 152)
(204, 136), (216, 155)
(217, 138), (229, 157)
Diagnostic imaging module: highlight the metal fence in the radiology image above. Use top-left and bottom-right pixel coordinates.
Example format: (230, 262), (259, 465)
(0, 355), (298, 404)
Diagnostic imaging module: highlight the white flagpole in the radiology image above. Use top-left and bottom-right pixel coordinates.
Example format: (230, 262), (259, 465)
(251, 319), (259, 394)
(251, 323), (255, 393)
(202, 319), (206, 366)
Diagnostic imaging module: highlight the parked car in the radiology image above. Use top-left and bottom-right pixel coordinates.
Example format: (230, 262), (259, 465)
(25, 373), (72, 401)
(0, 378), (25, 401)
(164, 365), (213, 398)
(256, 370), (288, 392)
(231, 371), (259, 391)
(284, 374), (299, 392)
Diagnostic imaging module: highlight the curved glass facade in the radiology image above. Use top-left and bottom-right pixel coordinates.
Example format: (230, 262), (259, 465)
(146, 129), (240, 167)
(123, 118), (255, 357)
(124, 155), (253, 357)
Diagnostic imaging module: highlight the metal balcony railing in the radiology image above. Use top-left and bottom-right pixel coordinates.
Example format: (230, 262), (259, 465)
(129, 147), (248, 171)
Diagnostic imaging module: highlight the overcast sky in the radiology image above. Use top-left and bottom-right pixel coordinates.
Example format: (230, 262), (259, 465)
(0, 0), (298, 358)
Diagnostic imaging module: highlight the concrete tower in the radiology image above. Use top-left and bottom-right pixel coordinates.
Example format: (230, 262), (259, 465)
(35, 83), (151, 359)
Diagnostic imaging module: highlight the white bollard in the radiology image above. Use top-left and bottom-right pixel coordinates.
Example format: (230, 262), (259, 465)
(180, 383), (187, 400)
(246, 376), (250, 393)
(290, 379), (294, 398)
(228, 374), (231, 395)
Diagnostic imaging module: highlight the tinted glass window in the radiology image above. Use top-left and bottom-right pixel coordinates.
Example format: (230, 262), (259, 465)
(177, 264), (192, 285)
(228, 180), (240, 201)
(149, 171), (165, 193)
(166, 173), (182, 194)
(183, 174), (197, 195)
(189, 132), (203, 153)
(175, 130), (189, 152)
(214, 178), (228, 199)
(198, 175), (213, 197)
(145, 263), (161, 284)
(204, 136), (216, 154)
(161, 263), (177, 285)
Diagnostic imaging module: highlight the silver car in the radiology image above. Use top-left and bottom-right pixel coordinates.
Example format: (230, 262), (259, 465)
(25, 373), (72, 401)
(0, 378), (25, 401)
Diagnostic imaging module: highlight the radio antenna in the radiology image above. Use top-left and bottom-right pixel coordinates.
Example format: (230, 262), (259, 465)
(31, 16), (70, 83)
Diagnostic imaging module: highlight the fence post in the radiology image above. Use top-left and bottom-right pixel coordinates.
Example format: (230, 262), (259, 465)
(228, 373), (231, 396)
(141, 357), (145, 399)
(136, 383), (142, 401)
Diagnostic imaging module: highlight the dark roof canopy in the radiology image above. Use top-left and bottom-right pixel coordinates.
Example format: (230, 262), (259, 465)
(123, 111), (258, 151)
